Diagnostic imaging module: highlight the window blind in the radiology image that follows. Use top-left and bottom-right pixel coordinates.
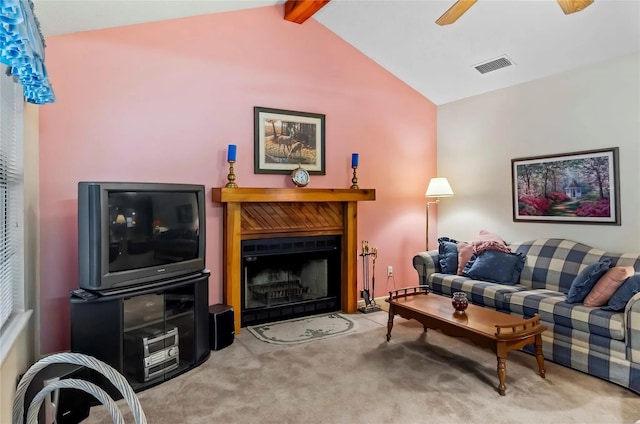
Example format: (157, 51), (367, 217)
(0, 66), (25, 330)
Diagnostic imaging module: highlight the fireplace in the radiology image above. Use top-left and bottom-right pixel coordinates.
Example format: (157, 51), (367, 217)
(241, 235), (341, 326)
(211, 187), (376, 333)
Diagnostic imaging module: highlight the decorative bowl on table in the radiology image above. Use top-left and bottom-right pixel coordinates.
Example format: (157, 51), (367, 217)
(451, 292), (468, 313)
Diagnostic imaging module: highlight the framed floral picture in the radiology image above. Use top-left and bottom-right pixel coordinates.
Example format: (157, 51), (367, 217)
(253, 107), (325, 175)
(512, 147), (620, 224)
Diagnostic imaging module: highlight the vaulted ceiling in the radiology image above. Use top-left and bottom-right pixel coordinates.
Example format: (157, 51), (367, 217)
(32, 0), (640, 105)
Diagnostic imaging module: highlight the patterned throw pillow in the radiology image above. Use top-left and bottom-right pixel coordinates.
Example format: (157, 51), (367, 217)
(602, 274), (640, 312)
(462, 250), (526, 285)
(438, 237), (458, 275)
(565, 258), (613, 304)
(583, 266), (635, 307)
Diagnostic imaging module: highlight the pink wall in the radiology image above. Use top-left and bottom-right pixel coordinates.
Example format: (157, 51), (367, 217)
(39, 5), (437, 354)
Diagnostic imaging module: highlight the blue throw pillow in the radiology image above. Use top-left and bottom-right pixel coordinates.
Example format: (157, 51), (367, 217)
(602, 274), (640, 312)
(462, 250), (526, 285)
(565, 258), (613, 304)
(438, 237), (458, 275)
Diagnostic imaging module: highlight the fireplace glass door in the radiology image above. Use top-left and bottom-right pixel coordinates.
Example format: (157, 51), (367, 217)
(241, 236), (341, 326)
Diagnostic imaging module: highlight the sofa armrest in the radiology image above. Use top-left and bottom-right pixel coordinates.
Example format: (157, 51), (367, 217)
(625, 292), (640, 363)
(412, 250), (440, 286)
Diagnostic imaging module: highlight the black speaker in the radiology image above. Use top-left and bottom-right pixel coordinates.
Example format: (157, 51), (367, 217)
(21, 363), (92, 424)
(208, 304), (234, 351)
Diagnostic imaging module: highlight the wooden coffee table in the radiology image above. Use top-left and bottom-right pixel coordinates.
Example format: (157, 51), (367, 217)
(385, 286), (546, 395)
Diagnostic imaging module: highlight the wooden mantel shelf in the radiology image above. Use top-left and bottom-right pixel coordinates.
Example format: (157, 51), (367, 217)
(211, 187), (376, 333)
(211, 187), (375, 203)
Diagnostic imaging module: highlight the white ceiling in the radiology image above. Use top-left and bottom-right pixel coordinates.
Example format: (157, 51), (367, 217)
(32, 0), (640, 105)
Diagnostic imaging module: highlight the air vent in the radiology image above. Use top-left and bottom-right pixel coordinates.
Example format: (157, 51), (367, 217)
(473, 55), (514, 74)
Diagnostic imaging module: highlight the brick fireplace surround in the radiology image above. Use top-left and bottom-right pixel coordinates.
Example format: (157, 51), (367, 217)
(211, 187), (376, 333)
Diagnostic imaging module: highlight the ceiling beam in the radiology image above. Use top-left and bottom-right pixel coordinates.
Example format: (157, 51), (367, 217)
(284, 0), (331, 24)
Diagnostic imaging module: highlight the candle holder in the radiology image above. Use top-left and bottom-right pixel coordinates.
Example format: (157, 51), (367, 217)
(225, 160), (238, 188)
(350, 166), (359, 189)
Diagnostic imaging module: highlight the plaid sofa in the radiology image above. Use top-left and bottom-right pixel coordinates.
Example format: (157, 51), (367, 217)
(412, 238), (640, 394)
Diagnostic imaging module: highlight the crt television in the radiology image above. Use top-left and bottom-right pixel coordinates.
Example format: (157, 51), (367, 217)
(78, 182), (206, 292)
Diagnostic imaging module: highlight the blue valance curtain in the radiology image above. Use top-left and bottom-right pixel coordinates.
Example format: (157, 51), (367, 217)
(0, 0), (55, 104)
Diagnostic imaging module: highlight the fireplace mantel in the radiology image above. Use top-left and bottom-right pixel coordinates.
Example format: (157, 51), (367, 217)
(211, 187), (376, 332)
(211, 187), (375, 203)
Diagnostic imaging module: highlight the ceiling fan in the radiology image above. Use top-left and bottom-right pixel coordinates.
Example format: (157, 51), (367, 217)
(436, 0), (594, 26)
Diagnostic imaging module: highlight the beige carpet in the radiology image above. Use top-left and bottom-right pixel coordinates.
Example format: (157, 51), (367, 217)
(82, 311), (639, 424)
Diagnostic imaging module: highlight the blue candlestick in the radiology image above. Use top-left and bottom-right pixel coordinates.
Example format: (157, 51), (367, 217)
(227, 144), (237, 162)
(350, 153), (359, 189)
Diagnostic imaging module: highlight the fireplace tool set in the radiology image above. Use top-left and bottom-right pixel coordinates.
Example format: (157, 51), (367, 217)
(358, 241), (381, 313)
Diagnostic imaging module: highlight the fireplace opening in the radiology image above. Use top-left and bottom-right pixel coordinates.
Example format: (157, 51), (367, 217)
(241, 235), (341, 327)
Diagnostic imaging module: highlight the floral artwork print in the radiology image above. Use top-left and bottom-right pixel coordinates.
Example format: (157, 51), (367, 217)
(512, 148), (620, 224)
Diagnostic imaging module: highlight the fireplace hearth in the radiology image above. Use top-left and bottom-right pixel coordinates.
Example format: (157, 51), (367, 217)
(241, 235), (341, 326)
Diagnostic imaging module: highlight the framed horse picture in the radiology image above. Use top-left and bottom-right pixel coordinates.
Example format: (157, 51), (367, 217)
(253, 107), (325, 175)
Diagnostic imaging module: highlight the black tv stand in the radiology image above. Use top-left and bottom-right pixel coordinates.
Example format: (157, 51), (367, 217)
(70, 272), (210, 395)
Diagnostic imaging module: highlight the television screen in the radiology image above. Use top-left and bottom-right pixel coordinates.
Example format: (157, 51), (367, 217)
(78, 182), (206, 292)
(108, 191), (200, 273)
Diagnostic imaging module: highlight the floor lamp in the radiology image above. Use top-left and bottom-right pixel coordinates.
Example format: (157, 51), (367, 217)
(425, 177), (454, 250)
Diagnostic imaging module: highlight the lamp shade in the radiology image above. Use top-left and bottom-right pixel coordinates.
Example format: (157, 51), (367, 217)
(425, 177), (454, 198)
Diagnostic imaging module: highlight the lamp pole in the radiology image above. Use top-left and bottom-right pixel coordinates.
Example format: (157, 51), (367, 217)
(426, 199), (440, 250)
(425, 177), (454, 251)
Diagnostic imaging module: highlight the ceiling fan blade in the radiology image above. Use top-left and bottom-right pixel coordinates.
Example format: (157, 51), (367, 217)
(436, 0), (478, 26)
(557, 0), (594, 15)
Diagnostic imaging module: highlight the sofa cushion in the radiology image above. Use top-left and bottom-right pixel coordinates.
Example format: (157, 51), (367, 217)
(505, 289), (624, 341)
(429, 273), (528, 310)
(545, 322), (627, 361)
(602, 274), (640, 312)
(462, 250), (526, 285)
(566, 258), (613, 303)
(583, 266), (635, 307)
(437, 237), (458, 275)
